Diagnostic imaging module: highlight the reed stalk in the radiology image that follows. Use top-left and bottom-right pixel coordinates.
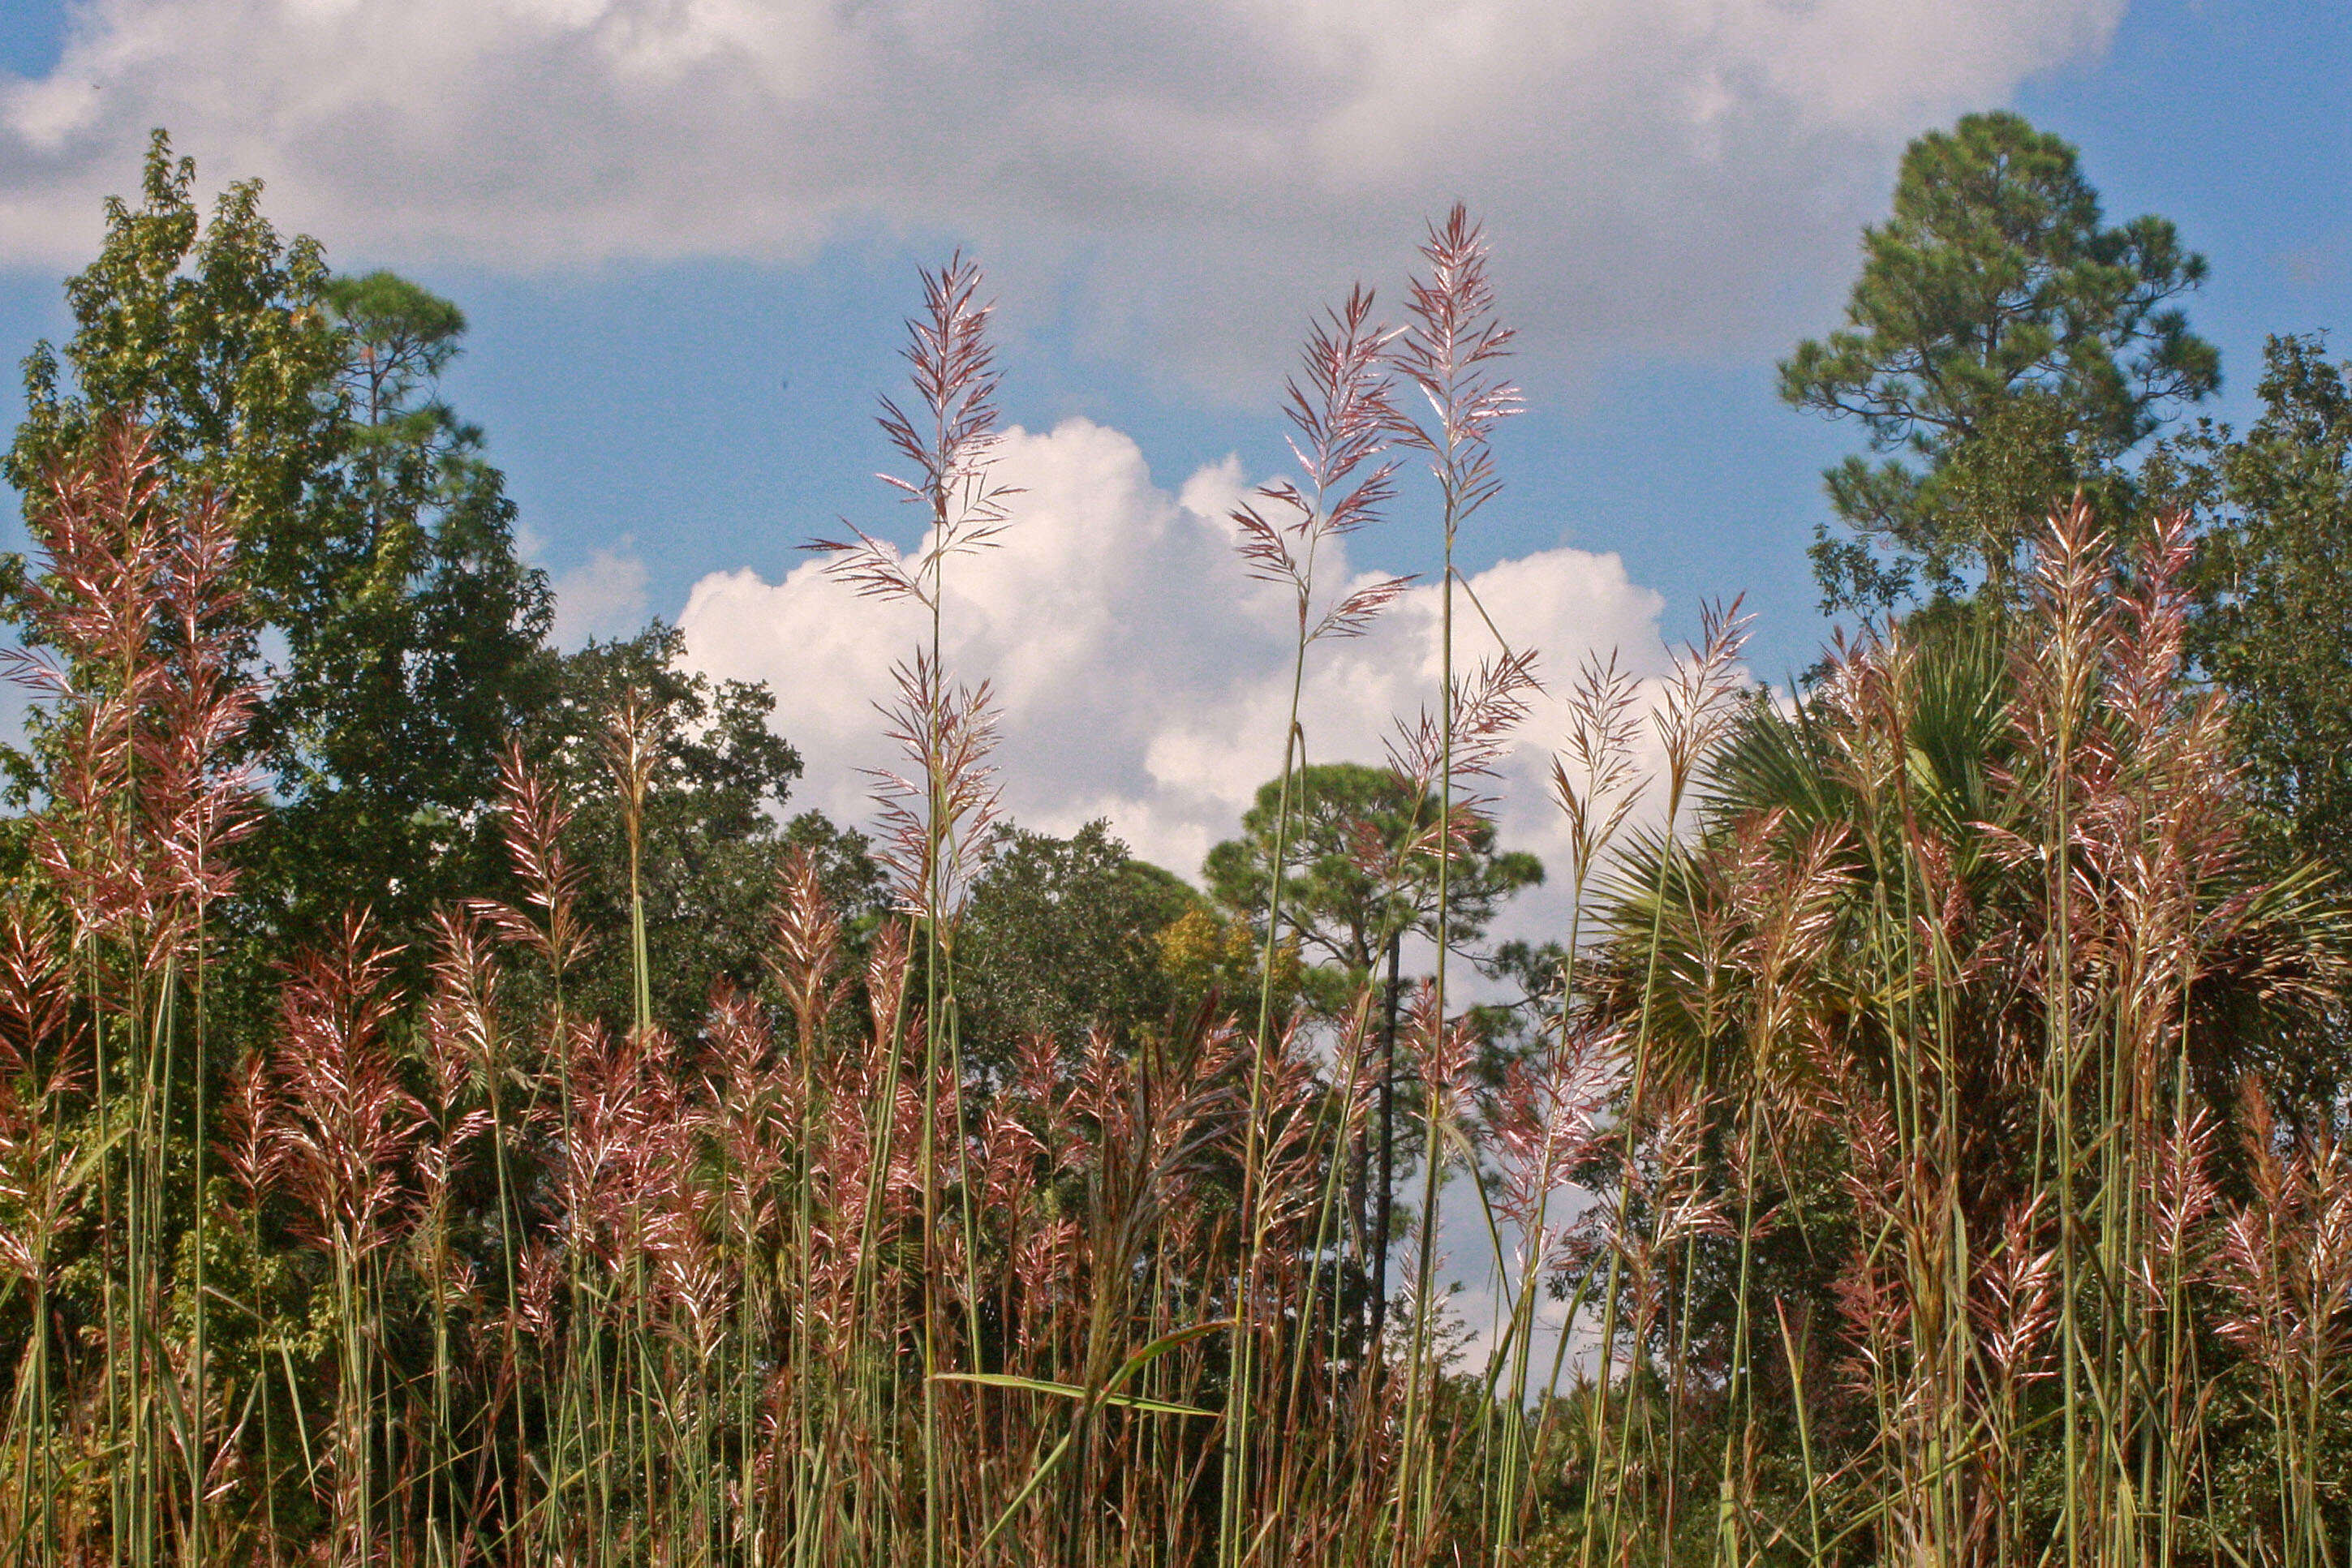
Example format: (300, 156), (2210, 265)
(2, 238), (2349, 1568)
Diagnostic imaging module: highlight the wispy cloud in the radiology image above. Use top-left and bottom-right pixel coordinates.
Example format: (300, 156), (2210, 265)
(1, 0), (2123, 383)
(550, 542), (651, 648)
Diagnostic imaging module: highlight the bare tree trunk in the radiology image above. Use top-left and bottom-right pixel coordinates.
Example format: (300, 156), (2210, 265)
(1369, 930), (1402, 1352)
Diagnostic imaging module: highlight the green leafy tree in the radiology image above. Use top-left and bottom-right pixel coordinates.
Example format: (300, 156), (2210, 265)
(1155, 902), (1302, 1025)
(954, 820), (1202, 1076)
(516, 621), (861, 1036)
(3, 131), (553, 953)
(5, 133), (344, 596)
(2169, 335), (2352, 877)
(1782, 111), (2219, 614)
(259, 271), (553, 940)
(1203, 760), (1542, 1016)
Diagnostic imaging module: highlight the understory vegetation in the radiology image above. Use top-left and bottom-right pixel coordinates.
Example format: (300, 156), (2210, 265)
(2, 118), (2349, 1567)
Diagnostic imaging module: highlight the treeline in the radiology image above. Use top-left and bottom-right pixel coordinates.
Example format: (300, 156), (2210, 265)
(0, 132), (1260, 1052)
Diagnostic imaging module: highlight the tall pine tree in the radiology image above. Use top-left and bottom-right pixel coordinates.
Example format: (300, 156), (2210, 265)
(1782, 111), (2219, 613)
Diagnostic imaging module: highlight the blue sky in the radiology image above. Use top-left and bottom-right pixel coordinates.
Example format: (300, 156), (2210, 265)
(0, 0), (2346, 889)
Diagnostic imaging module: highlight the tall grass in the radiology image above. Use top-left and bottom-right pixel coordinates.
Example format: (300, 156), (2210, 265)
(1, 230), (2348, 1568)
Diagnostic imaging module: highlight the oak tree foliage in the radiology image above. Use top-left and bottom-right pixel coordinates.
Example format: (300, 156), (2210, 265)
(954, 819), (1203, 1078)
(3, 131), (553, 952)
(514, 622), (857, 1036)
(2165, 336), (2352, 878)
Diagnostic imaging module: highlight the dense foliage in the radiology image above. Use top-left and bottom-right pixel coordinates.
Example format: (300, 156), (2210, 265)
(3, 134), (553, 955)
(2168, 336), (2352, 878)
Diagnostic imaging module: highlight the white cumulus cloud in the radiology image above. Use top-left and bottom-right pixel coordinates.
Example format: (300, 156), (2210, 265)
(0, 0), (2126, 383)
(679, 415), (1688, 945)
